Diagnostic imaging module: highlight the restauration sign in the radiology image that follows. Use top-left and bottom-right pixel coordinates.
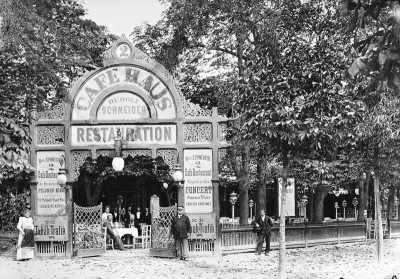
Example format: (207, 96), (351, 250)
(187, 213), (216, 239)
(34, 215), (68, 241)
(36, 151), (66, 215)
(71, 124), (177, 146)
(183, 149), (213, 213)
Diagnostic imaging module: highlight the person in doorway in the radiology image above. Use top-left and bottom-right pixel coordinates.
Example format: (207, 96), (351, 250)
(135, 206), (143, 235)
(124, 207), (133, 228)
(112, 207), (119, 223)
(252, 209), (273, 255)
(170, 206), (191, 261)
(103, 215), (125, 250)
(135, 206), (143, 223)
(16, 209), (35, 260)
(144, 207), (152, 225)
(102, 206), (110, 223)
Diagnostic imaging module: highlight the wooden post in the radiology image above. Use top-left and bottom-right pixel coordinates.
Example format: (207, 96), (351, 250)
(65, 182), (73, 258)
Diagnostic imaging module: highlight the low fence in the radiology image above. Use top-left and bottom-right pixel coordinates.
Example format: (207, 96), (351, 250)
(388, 219), (400, 239)
(220, 221), (367, 255)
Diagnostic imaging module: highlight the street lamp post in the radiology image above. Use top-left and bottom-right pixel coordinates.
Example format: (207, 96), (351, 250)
(352, 197), (358, 221)
(335, 202), (339, 220)
(301, 195), (308, 222)
(229, 192), (238, 224)
(342, 200), (347, 219)
(249, 199), (254, 220)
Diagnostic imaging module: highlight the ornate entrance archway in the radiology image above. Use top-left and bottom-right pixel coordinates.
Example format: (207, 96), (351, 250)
(29, 36), (229, 257)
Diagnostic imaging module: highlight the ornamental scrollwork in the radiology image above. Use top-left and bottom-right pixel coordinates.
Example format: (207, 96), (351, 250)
(184, 124), (212, 143)
(36, 126), (64, 145)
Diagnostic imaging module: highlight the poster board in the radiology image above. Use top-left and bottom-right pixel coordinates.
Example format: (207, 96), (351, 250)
(183, 149), (213, 213)
(278, 177), (296, 217)
(36, 151), (66, 215)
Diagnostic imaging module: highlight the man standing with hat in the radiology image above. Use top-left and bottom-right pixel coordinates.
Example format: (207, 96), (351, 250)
(253, 209), (273, 255)
(171, 205), (191, 261)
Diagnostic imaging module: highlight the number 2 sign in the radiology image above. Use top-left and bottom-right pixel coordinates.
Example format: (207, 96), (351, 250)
(116, 43), (132, 59)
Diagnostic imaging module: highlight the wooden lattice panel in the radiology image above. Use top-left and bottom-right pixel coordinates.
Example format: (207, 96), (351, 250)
(152, 204), (176, 249)
(74, 204), (103, 250)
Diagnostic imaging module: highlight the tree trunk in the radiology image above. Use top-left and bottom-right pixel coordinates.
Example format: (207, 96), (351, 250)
(239, 145), (250, 225)
(278, 149), (289, 279)
(256, 150), (268, 217)
(365, 171), (372, 217)
(307, 188), (314, 223)
(313, 184), (330, 223)
(374, 172), (384, 263)
(358, 174), (366, 221)
(388, 187), (395, 220)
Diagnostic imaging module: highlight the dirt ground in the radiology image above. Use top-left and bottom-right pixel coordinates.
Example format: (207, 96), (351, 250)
(0, 239), (400, 279)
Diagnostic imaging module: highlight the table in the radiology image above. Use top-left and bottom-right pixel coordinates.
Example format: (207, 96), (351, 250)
(113, 228), (138, 248)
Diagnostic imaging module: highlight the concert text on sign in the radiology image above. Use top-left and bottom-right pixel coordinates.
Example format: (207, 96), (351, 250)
(36, 151), (66, 215)
(184, 149), (213, 213)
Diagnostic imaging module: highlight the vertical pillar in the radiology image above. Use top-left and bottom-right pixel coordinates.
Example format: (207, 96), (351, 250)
(65, 182), (74, 257)
(29, 181), (38, 216)
(211, 108), (221, 256)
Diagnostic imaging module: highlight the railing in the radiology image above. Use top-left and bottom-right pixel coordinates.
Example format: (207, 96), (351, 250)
(220, 221), (367, 255)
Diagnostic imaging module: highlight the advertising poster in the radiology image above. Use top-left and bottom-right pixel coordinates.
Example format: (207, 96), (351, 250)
(278, 177), (296, 217)
(183, 149), (213, 213)
(34, 216), (68, 241)
(36, 151), (66, 215)
(187, 213), (216, 239)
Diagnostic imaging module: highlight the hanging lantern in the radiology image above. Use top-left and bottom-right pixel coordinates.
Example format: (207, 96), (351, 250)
(57, 168), (67, 187)
(173, 164), (184, 182)
(112, 157), (124, 172)
(112, 128), (124, 172)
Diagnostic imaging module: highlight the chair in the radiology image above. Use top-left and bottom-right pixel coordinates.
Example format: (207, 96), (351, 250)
(104, 230), (114, 251)
(134, 225), (151, 249)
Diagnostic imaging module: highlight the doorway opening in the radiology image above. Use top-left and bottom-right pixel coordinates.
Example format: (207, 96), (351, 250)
(73, 155), (176, 212)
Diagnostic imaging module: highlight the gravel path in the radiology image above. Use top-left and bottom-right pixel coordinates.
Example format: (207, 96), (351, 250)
(1, 239), (400, 279)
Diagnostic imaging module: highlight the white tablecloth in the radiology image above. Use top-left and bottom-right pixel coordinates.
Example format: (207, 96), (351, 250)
(113, 228), (138, 237)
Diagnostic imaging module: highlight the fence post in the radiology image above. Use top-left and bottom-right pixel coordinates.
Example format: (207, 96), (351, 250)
(304, 221), (308, 248)
(337, 220), (340, 244)
(388, 218), (391, 239)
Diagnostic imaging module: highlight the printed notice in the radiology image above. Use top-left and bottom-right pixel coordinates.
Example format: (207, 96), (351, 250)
(184, 149), (213, 213)
(278, 177), (296, 217)
(187, 213), (216, 239)
(36, 151), (66, 215)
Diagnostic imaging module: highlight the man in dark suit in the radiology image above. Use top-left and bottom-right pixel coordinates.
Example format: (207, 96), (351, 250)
(170, 206), (191, 261)
(253, 209), (273, 255)
(103, 215), (125, 250)
(144, 207), (152, 225)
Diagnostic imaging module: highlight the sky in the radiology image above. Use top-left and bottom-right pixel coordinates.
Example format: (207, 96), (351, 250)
(82, 0), (166, 37)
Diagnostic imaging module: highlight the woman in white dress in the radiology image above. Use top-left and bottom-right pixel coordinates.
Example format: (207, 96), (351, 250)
(17, 209), (35, 260)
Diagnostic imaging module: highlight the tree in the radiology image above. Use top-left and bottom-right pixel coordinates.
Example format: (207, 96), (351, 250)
(236, 1), (363, 277)
(0, 0), (116, 230)
(341, 0), (400, 264)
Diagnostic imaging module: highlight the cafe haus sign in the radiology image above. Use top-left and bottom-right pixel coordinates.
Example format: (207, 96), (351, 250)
(72, 66), (176, 121)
